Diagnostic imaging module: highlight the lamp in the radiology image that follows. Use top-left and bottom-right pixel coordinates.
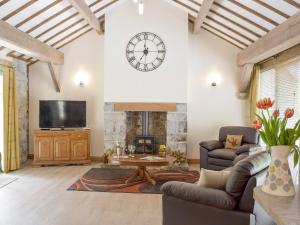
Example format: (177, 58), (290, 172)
(208, 72), (221, 87)
(75, 70), (88, 87)
(138, 0), (144, 15)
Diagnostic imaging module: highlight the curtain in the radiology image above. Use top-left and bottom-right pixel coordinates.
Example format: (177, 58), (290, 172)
(1, 65), (20, 173)
(248, 65), (260, 125)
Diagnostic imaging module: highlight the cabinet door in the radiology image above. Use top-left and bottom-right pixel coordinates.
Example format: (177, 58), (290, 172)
(70, 140), (88, 160)
(53, 137), (70, 161)
(34, 137), (53, 161)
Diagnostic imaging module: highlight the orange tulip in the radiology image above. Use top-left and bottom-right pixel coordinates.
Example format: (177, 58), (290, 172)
(285, 108), (294, 118)
(256, 98), (274, 110)
(272, 109), (279, 117)
(253, 119), (262, 129)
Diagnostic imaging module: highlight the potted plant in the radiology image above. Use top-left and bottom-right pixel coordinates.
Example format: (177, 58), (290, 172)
(253, 97), (300, 196)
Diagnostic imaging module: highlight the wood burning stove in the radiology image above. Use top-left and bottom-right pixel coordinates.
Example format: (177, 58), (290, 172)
(134, 112), (156, 154)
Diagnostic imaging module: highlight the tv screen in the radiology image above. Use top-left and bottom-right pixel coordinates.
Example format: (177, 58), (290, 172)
(39, 101), (86, 128)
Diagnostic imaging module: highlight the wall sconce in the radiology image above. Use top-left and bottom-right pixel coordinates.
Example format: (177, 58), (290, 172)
(208, 73), (221, 87)
(75, 70), (89, 87)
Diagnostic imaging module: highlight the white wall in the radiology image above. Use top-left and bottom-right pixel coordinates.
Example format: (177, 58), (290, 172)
(29, 31), (104, 156)
(104, 0), (188, 102)
(187, 29), (247, 159)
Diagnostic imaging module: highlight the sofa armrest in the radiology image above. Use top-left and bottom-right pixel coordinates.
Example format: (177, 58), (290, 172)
(199, 140), (224, 151)
(161, 181), (236, 210)
(235, 144), (260, 155)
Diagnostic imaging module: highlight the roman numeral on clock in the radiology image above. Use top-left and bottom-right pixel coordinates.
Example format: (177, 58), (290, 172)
(129, 56), (135, 62)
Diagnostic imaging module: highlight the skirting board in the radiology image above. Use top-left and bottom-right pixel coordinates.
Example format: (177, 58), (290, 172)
(27, 154), (199, 164)
(27, 154), (103, 162)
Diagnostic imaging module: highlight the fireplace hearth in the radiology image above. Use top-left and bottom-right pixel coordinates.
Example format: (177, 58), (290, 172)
(104, 103), (187, 154)
(134, 112), (156, 154)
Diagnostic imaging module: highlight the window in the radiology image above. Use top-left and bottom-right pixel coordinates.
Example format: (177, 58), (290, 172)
(260, 59), (300, 128)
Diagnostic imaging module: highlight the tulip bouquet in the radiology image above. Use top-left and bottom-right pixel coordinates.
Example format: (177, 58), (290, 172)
(253, 97), (300, 166)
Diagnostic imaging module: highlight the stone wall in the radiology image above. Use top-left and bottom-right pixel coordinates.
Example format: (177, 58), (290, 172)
(13, 59), (28, 163)
(166, 103), (187, 153)
(104, 103), (187, 154)
(104, 103), (126, 150)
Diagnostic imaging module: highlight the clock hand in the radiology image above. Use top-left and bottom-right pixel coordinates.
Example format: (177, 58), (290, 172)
(140, 54), (145, 61)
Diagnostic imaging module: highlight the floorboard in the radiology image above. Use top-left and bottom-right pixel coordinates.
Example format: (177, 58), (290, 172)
(0, 162), (184, 225)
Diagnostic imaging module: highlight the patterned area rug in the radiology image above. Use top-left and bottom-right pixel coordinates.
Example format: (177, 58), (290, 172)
(68, 168), (199, 194)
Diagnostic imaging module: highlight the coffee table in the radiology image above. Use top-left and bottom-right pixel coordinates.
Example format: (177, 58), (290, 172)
(109, 154), (175, 185)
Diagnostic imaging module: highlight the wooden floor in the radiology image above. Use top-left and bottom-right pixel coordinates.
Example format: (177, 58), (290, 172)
(0, 162), (179, 225)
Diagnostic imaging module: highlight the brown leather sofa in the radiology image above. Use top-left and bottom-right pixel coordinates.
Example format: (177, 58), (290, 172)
(200, 126), (260, 171)
(161, 152), (273, 225)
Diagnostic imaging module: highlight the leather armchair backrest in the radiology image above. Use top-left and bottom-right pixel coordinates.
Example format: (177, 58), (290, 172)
(219, 126), (259, 144)
(225, 151), (271, 200)
(238, 169), (267, 213)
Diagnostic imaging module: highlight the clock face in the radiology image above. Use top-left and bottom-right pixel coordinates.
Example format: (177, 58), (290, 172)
(126, 32), (166, 72)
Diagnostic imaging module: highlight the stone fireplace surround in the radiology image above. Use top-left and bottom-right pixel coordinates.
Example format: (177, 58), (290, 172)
(104, 103), (187, 154)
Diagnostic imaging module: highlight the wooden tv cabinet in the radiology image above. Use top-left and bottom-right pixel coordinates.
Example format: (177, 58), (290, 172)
(33, 129), (91, 166)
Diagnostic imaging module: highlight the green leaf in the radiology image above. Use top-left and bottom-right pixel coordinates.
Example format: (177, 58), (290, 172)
(293, 147), (299, 168)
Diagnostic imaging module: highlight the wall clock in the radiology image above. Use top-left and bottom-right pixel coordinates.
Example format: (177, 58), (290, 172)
(126, 32), (166, 72)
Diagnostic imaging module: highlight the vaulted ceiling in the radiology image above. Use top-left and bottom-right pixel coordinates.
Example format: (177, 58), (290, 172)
(0, 0), (299, 66)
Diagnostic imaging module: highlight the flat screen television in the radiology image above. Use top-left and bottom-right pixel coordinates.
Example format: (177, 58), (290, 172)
(39, 100), (86, 129)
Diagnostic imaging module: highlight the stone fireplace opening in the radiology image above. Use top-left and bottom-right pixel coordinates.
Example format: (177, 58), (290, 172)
(126, 111), (167, 153)
(104, 103), (187, 154)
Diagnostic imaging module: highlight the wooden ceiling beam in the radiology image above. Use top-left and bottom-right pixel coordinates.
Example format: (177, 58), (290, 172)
(1, 0), (37, 21)
(173, 0), (197, 13)
(228, 0), (278, 26)
(7, 52), (34, 63)
(0, 20), (63, 64)
(68, 0), (102, 34)
(237, 12), (300, 66)
(253, 0), (289, 19)
(43, 19), (84, 44)
(15, 0), (62, 28)
(213, 2), (269, 33)
(26, 5), (73, 34)
(284, 0), (300, 9)
(93, 0), (118, 15)
(50, 24), (89, 47)
(47, 63), (61, 92)
(194, 0), (214, 33)
(203, 22), (248, 47)
(0, 0), (10, 7)
(57, 28), (93, 49)
(209, 9), (262, 38)
(202, 27), (243, 49)
(206, 16), (255, 43)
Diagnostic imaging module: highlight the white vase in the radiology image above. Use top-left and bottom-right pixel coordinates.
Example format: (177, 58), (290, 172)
(262, 145), (295, 196)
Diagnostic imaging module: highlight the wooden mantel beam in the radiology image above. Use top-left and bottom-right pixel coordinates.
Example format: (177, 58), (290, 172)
(194, 0), (214, 33)
(237, 11), (300, 66)
(0, 20), (64, 64)
(68, 0), (102, 34)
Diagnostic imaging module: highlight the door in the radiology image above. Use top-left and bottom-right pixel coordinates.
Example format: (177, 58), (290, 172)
(34, 137), (53, 161)
(53, 137), (70, 160)
(70, 140), (88, 160)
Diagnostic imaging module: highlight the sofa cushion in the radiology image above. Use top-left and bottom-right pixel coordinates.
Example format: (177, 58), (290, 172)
(208, 149), (236, 160)
(219, 126), (259, 144)
(208, 158), (233, 167)
(197, 169), (231, 190)
(200, 140), (224, 151)
(225, 151), (271, 199)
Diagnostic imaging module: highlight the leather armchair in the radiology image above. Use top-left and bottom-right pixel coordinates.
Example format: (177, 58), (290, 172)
(161, 152), (272, 225)
(200, 126), (260, 171)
